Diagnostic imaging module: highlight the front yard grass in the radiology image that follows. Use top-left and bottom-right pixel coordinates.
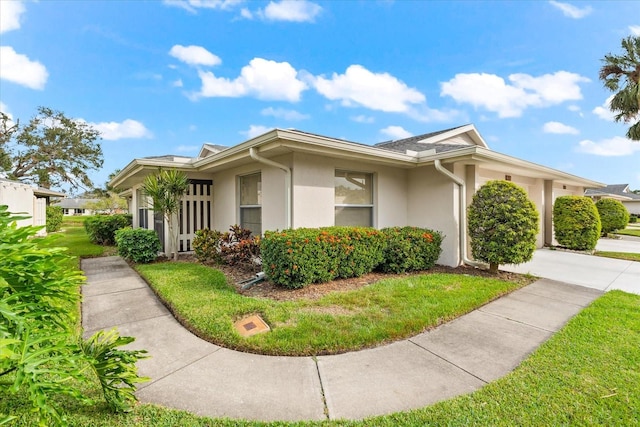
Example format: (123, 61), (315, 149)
(595, 251), (640, 262)
(4, 290), (638, 426)
(614, 227), (640, 238)
(136, 262), (525, 356)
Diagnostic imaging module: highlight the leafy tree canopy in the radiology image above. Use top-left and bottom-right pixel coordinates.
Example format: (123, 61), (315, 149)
(599, 35), (640, 140)
(0, 106), (103, 191)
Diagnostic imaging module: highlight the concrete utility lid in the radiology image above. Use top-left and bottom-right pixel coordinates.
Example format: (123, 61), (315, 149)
(234, 314), (270, 337)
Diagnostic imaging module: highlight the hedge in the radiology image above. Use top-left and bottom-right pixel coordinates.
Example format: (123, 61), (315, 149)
(261, 227), (386, 289)
(378, 226), (443, 273)
(46, 205), (63, 232)
(115, 227), (160, 263)
(84, 214), (132, 245)
(553, 196), (601, 251)
(596, 198), (630, 234)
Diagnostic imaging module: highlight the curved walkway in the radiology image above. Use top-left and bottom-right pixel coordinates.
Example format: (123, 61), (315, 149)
(81, 257), (602, 422)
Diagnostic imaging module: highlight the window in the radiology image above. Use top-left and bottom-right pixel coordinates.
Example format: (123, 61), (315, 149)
(335, 170), (373, 227)
(239, 173), (262, 235)
(136, 188), (149, 228)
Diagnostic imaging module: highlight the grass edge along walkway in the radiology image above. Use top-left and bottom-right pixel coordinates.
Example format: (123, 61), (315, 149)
(135, 261), (528, 356)
(3, 290), (637, 425)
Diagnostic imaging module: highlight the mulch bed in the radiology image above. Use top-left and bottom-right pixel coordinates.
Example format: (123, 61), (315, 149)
(179, 255), (535, 302)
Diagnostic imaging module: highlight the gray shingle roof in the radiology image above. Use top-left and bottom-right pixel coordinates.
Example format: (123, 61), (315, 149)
(585, 184), (640, 200)
(373, 126), (470, 154)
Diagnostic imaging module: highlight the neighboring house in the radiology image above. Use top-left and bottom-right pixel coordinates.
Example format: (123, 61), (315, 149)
(56, 198), (100, 216)
(585, 184), (640, 215)
(0, 178), (66, 235)
(110, 124), (603, 267)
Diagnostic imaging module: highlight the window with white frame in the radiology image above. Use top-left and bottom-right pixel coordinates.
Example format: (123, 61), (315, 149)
(136, 188), (149, 228)
(239, 172), (262, 235)
(335, 170), (373, 227)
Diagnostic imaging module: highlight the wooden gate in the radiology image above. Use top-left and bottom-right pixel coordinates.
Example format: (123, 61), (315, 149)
(178, 179), (213, 252)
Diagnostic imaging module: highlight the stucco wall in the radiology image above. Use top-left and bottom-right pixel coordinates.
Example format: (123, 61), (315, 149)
(622, 200), (640, 215)
(407, 166), (460, 267)
(0, 180), (38, 231)
(291, 152), (408, 229)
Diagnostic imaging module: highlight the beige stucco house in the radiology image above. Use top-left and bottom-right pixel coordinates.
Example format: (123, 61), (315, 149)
(0, 178), (66, 235)
(110, 124), (603, 267)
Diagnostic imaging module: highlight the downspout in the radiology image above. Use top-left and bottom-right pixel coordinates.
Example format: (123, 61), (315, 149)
(433, 159), (486, 268)
(249, 147), (292, 229)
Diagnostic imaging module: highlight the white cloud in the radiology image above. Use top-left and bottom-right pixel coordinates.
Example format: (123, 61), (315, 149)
(163, 0), (243, 13)
(261, 107), (309, 121)
(380, 126), (413, 140)
(543, 121), (579, 135)
(240, 7), (253, 19)
(630, 25), (640, 36)
(173, 78), (184, 87)
(351, 115), (375, 124)
(175, 144), (200, 152)
(169, 45), (221, 66)
(593, 95), (616, 121)
(440, 71), (589, 118)
(0, 46), (48, 90)
(88, 119), (152, 140)
(241, 125), (274, 139)
(0, 0), (25, 34)
(314, 65), (425, 113)
(196, 57), (307, 101)
(0, 101), (14, 127)
(568, 105), (580, 112)
(577, 136), (640, 156)
(549, 1), (592, 19)
(262, 0), (322, 22)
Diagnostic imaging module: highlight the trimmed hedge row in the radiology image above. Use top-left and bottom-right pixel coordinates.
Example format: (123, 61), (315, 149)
(553, 196), (601, 251)
(46, 205), (63, 232)
(84, 214), (132, 245)
(261, 226), (443, 289)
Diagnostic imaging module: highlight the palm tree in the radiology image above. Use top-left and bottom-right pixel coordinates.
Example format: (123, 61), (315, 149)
(142, 169), (189, 261)
(599, 35), (640, 140)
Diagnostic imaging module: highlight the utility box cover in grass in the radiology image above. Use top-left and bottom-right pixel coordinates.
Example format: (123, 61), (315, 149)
(234, 314), (270, 337)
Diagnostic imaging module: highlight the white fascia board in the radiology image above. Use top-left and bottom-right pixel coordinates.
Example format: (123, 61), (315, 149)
(418, 124), (489, 149)
(109, 158), (196, 189)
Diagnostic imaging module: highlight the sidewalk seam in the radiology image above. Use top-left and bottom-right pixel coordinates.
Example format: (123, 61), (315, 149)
(407, 340), (489, 385)
(312, 357), (330, 420)
(138, 347), (222, 389)
(84, 313), (174, 337)
(603, 260), (635, 292)
(476, 309), (557, 333)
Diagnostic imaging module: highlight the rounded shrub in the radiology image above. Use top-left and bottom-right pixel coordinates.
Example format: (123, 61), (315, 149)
(595, 198), (630, 234)
(84, 214), (132, 245)
(378, 227), (443, 273)
(553, 196), (601, 251)
(115, 227), (161, 263)
(46, 205), (63, 232)
(467, 180), (539, 273)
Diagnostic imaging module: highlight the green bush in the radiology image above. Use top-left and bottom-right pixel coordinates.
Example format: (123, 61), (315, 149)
(46, 205), (64, 232)
(468, 180), (539, 273)
(193, 228), (224, 264)
(553, 196), (601, 251)
(596, 198), (630, 234)
(0, 205), (148, 425)
(84, 214), (132, 245)
(630, 214), (638, 224)
(261, 227), (386, 289)
(115, 227), (161, 263)
(378, 227), (443, 273)
(193, 226), (260, 269)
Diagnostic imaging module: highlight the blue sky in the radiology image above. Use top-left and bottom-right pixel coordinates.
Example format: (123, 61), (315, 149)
(1, 0), (639, 192)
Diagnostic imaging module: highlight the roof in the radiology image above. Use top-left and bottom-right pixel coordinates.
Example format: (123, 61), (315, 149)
(585, 184), (640, 201)
(57, 198), (99, 209)
(110, 124), (602, 190)
(0, 178), (66, 198)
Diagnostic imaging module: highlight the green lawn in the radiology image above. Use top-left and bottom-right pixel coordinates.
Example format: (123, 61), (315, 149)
(4, 291), (638, 426)
(614, 228), (640, 238)
(595, 251), (640, 262)
(135, 262), (526, 356)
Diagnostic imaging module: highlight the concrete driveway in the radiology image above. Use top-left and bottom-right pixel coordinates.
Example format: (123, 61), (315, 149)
(502, 237), (640, 295)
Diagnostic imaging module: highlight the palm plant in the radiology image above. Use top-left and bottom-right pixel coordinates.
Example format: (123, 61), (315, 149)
(142, 169), (189, 261)
(599, 36), (640, 140)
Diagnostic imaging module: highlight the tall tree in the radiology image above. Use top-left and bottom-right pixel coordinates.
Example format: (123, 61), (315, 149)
(599, 35), (640, 140)
(142, 169), (189, 261)
(0, 106), (103, 190)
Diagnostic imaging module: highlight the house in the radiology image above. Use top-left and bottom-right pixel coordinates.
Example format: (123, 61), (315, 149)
(0, 178), (66, 235)
(110, 124), (603, 267)
(585, 184), (640, 215)
(56, 198), (100, 215)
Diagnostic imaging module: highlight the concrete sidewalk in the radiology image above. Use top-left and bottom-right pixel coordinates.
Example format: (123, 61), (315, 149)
(502, 237), (640, 295)
(81, 257), (602, 422)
